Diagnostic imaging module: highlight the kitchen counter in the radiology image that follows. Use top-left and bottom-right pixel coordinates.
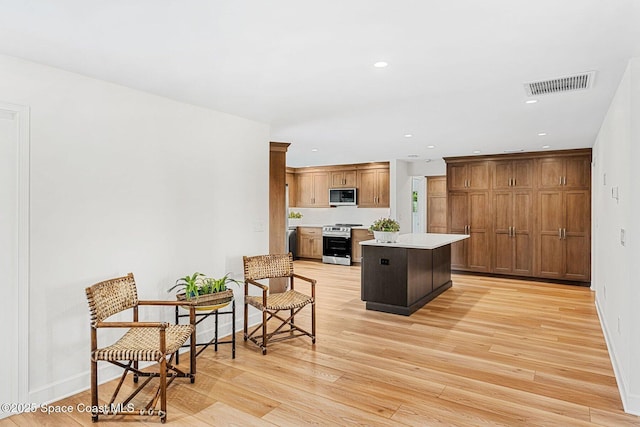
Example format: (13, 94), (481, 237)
(360, 233), (469, 249)
(360, 233), (470, 315)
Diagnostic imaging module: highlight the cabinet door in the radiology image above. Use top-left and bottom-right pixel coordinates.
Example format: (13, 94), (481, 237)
(467, 192), (490, 272)
(343, 170), (357, 187)
(538, 191), (564, 278)
(357, 169), (377, 207)
(448, 164), (469, 190)
(449, 192), (468, 269)
(493, 192), (513, 274)
(512, 191), (533, 276)
(564, 190), (590, 281)
(538, 158), (565, 189)
(467, 162), (489, 190)
(296, 173), (314, 207)
(375, 169), (390, 207)
(564, 156), (591, 189)
(312, 172), (330, 207)
(512, 160), (533, 189)
(493, 162), (513, 190)
(351, 229), (372, 263)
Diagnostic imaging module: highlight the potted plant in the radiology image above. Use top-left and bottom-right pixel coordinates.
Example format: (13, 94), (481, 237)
(169, 272), (241, 307)
(369, 217), (401, 243)
(288, 211), (303, 226)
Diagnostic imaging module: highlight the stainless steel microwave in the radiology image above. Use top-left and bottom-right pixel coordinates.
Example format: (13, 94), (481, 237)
(329, 188), (357, 206)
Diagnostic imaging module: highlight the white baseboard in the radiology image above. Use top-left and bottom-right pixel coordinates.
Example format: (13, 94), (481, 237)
(595, 298), (640, 415)
(28, 311), (262, 406)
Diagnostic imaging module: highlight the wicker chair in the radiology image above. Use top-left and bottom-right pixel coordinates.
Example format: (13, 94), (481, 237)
(243, 253), (316, 355)
(85, 273), (196, 424)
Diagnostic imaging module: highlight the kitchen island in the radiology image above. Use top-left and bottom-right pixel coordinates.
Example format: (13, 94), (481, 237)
(360, 233), (469, 315)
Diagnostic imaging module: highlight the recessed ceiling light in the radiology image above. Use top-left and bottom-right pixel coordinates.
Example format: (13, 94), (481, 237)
(473, 150), (481, 154)
(374, 61), (388, 68)
(311, 148), (319, 152)
(537, 132), (547, 136)
(404, 134), (413, 138)
(408, 154), (419, 158)
(525, 99), (538, 104)
(542, 145), (551, 149)
(427, 145), (435, 149)
(425, 159), (432, 163)
(504, 149), (525, 153)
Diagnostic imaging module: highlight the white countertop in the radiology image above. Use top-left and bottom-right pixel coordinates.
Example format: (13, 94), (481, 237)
(360, 233), (469, 249)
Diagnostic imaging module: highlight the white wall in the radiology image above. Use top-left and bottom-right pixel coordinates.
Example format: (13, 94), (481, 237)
(0, 54), (270, 404)
(408, 158), (447, 176)
(592, 57), (640, 415)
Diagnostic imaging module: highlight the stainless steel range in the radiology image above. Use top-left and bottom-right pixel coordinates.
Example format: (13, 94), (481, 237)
(322, 224), (362, 265)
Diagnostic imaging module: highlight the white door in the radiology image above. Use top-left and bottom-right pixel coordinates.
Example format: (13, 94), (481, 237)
(0, 104), (29, 418)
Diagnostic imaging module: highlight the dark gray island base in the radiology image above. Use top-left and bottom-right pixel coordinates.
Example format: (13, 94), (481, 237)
(360, 234), (469, 316)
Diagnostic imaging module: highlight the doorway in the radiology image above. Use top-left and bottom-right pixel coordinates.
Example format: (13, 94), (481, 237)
(0, 103), (29, 417)
(411, 177), (426, 233)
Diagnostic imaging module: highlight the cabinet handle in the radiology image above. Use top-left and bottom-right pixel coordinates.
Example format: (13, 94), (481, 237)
(558, 228), (562, 239)
(513, 178), (516, 187)
(563, 176), (567, 186)
(563, 228), (566, 239)
(509, 178), (513, 187)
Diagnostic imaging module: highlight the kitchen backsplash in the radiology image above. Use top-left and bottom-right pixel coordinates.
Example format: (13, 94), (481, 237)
(288, 206), (391, 227)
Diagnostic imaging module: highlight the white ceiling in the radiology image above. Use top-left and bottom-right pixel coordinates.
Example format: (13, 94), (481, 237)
(1, 0), (638, 167)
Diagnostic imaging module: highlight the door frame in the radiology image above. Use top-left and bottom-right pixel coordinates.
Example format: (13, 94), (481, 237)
(1, 102), (30, 408)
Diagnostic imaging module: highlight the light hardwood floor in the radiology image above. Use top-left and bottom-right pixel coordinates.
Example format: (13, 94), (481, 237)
(3, 261), (639, 426)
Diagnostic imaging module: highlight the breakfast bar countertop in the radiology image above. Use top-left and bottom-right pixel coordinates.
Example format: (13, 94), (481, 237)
(360, 233), (469, 250)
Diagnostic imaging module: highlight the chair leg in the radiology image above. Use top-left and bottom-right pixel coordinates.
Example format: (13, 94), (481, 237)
(312, 301), (316, 344)
(243, 301), (248, 341)
(262, 309), (268, 355)
(90, 359), (98, 422)
(160, 357), (167, 424)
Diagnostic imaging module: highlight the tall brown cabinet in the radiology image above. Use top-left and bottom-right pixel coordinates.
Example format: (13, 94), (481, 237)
(444, 149), (591, 284)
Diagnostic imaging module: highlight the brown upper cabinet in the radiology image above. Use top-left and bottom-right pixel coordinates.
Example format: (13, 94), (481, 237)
(295, 171), (329, 207)
(492, 159), (533, 189)
(290, 162), (389, 208)
(330, 170), (357, 188)
(357, 167), (390, 208)
(537, 156), (590, 189)
(448, 161), (489, 190)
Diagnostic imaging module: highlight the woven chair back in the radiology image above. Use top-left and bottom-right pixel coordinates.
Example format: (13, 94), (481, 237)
(243, 253), (294, 281)
(85, 273), (139, 327)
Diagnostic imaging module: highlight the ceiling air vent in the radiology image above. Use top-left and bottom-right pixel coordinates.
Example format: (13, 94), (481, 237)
(524, 71), (595, 96)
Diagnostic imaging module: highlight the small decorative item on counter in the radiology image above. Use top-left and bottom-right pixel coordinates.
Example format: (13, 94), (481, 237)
(168, 272), (241, 307)
(288, 211), (303, 219)
(369, 217), (400, 243)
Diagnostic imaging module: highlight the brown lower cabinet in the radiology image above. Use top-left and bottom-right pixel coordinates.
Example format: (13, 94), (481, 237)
(351, 229), (374, 263)
(537, 190), (590, 281)
(493, 190), (533, 276)
(448, 191), (491, 272)
(297, 227), (323, 259)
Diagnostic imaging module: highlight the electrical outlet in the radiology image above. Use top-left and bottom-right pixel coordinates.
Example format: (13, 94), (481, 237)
(603, 172), (606, 185)
(617, 317), (621, 334)
(380, 258), (390, 265)
(621, 228), (626, 246)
